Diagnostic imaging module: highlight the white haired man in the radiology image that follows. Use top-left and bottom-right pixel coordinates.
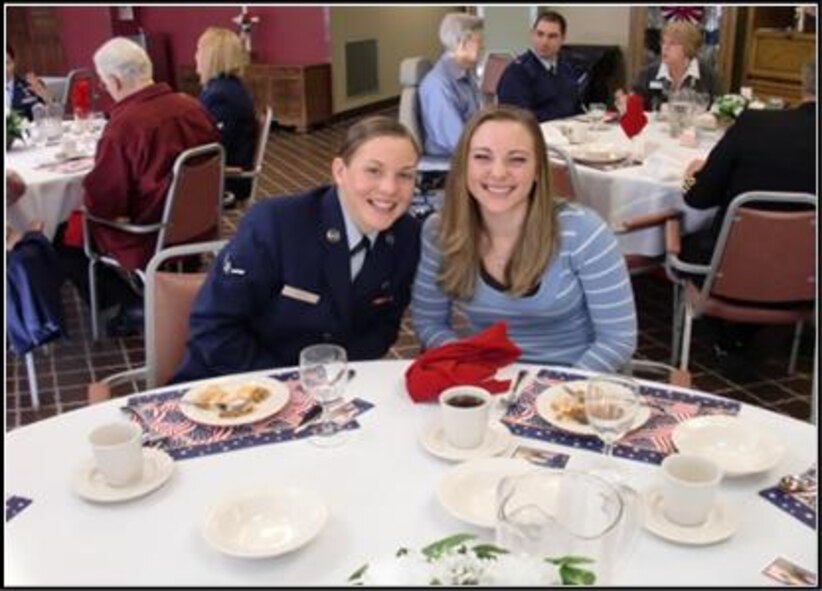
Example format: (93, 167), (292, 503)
(57, 37), (218, 336)
(419, 12), (484, 157)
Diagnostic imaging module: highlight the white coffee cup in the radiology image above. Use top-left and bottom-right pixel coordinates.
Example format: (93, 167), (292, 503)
(89, 422), (144, 487)
(439, 386), (491, 449)
(660, 454), (722, 526)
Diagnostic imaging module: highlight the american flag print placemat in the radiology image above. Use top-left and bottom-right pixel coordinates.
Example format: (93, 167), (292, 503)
(759, 465), (817, 530)
(501, 368), (741, 466)
(124, 371), (373, 461)
(6, 495), (33, 522)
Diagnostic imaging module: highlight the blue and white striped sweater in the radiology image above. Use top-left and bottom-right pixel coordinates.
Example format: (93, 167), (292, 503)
(411, 203), (637, 372)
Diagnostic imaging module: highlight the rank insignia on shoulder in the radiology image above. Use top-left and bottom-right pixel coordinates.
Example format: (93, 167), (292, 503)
(222, 255), (246, 276)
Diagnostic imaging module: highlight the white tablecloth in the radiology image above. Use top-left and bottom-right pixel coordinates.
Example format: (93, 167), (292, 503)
(542, 116), (722, 256)
(5, 360), (817, 586)
(6, 138), (94, 240)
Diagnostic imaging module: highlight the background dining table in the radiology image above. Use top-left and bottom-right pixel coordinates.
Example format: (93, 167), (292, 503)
(5, 360), (817, 586)
(6, 129), (97, 240)
(542, 114), (722, 257)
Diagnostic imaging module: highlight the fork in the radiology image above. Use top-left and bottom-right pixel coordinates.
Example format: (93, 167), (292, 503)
(178, 398), (248, 413)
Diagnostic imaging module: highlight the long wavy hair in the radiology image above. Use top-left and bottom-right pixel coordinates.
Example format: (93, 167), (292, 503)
(436, 106), (558, 300)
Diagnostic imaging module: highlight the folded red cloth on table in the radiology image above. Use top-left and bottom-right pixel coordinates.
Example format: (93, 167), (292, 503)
(71, 79), (90, 117)
(405, 322), (521, 403)
(619, 93), (647, 139)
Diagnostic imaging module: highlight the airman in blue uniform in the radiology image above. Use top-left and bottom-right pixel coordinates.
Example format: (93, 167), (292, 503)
(173, 117), (421, 382)
(497, 11), (583, 123)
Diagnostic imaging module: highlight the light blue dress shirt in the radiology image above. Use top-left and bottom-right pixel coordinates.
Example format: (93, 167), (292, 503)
(418, 53), (481, 157)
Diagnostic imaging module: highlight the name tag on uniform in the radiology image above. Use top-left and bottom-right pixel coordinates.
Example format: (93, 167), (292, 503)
(371, 295), (394, 306)
(649, 80), (664, 90)
(281, 285), (320, 305)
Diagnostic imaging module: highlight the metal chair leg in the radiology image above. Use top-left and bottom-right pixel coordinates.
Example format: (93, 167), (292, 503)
(679, 304), (694, 371)
(25, 352), (40, 410)
(88, 258), (100, 341)
(670, 284), (682, 366)
(788, 321), (803, 375)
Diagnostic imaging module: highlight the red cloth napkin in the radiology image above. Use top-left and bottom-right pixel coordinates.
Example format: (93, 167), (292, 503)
(71, 79), (91, 117)
(619, 93), (647, 139)
(405, 322), (521, 403)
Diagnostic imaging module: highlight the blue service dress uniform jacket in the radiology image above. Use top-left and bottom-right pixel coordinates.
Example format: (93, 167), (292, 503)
(198, 74), (257, 200)
(172, 186), (421, 383)
(496, 51), (583, 122)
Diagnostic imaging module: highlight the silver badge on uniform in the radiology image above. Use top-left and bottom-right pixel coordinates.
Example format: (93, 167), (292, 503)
(326, 228), (341, 243)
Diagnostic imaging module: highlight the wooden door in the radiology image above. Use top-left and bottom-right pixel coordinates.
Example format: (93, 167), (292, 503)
(7, 7), (66, 76)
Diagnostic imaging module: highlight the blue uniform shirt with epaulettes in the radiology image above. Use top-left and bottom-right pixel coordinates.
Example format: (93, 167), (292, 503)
(496, 50), (584, 123)
(172, 185), (421, 383)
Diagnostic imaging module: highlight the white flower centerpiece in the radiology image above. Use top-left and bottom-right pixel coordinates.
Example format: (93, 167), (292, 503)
(348, 533), (596, 586)
(710, 94), (749, 126)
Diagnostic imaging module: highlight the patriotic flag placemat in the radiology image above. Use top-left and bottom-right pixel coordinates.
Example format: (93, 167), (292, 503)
(124, 371), (373, 461)
(6, 495), (33, 522)
(501, 368), (741, 466)
(759, 465), (817, 530)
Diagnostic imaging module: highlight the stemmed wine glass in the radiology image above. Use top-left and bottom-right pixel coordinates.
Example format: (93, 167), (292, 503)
(584, 375), (640, 458)
(299, 344), (349, 447)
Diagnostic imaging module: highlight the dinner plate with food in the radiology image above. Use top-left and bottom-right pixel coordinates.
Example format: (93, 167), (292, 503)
(535, 379), (651, 436)
(179, 378), (290, 426)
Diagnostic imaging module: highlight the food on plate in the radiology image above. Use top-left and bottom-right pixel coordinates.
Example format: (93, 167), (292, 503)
(192, 382), (271, 417)
(550, 387), (588, 424)
(194, 385), (230, 409)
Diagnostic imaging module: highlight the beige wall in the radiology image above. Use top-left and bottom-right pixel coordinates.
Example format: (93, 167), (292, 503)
(329, 6), (457, 114)
(550, 6), (632, 55)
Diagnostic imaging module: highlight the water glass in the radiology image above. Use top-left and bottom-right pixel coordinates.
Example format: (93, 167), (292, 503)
(587, 102), (607, 131)
(584, 375), (640, 458)
(299, 344), (349, 447)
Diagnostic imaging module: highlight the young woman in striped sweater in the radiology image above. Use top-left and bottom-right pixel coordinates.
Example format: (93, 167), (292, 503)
(410, 106), (637, 372)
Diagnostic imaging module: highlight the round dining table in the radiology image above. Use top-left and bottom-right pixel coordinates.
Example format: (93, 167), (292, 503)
(5, 360), (817, 586)
(542, 115), (723, 257)
(6, 131), (97, 240)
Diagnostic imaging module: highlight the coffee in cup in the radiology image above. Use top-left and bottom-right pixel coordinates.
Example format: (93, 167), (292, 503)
(660, 453), (722, 526)
(89, 422), (144, 487)
(439, 386), (491, 449)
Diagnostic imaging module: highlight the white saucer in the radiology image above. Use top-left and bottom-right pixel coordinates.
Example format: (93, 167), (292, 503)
(437, 458), (534, 528)
(201, 484), (327, 558)
(641, 487), (738, 545)
(672, 415), (785, 476)
(71, 448), (174, 503)
(420, 421), (513, 462)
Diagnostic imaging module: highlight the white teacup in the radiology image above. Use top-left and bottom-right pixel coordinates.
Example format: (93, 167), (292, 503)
(89, 422), (144, 487)
(439, 386), (491, 449)
(60, 137), (78, 158)
(660, 454), (722, 526)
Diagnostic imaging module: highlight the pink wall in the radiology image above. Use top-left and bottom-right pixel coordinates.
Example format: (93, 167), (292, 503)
(58, 6), (329, 73)
(57, 7), (112, 71)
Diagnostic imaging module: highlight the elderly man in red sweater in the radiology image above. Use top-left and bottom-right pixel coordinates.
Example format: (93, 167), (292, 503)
(57, 37), (218, 336)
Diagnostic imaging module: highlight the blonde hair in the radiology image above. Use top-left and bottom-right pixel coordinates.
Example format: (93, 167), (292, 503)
(196, 27), (247, 84)
(437, 106), (558, 300)
(662, 21), (702, 60)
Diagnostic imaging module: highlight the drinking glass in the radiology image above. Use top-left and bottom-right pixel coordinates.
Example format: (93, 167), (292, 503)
(587, 102), (607, 131)
(584, 375), (640, 458)
(299, 344), (349, 447)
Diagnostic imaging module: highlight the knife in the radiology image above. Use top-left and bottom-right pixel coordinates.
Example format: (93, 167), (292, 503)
(294, 369), (357, 428)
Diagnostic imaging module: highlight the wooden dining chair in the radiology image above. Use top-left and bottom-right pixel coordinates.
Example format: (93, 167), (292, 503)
(87, 239), (228, 403)
(480, 52), (515, 106)
(83, 142), (225, 340)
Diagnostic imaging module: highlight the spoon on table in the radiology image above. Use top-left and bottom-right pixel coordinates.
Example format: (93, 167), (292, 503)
(778, 474), (817, 493)
(499, 369), (529, 409)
